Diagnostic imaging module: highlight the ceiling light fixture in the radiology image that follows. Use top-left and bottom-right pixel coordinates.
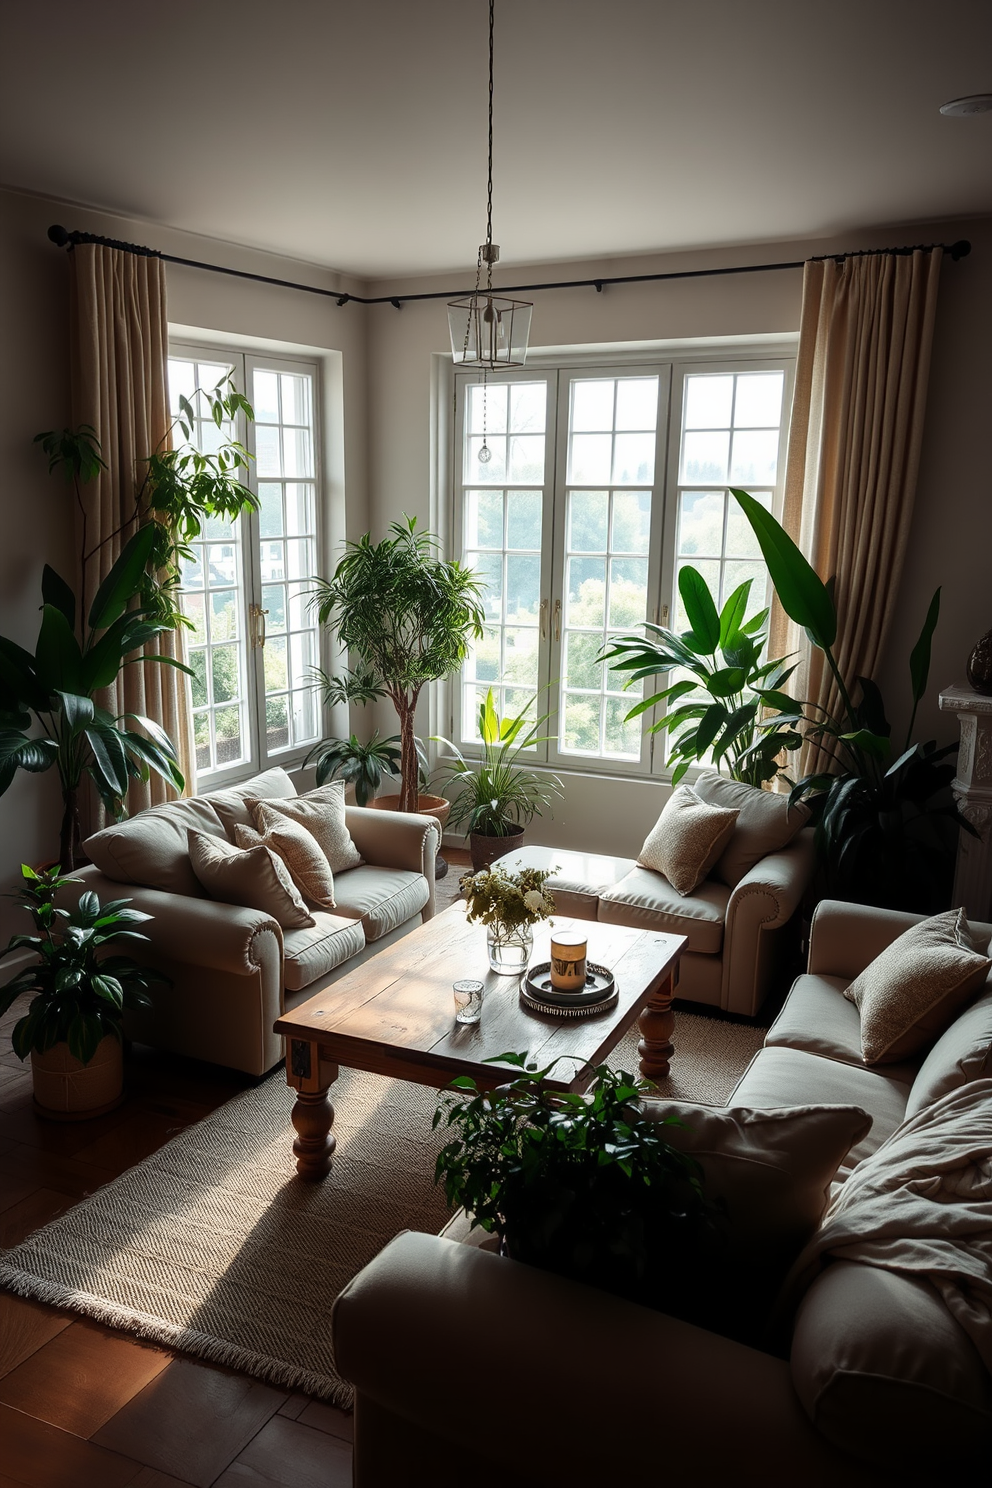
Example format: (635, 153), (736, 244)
(447, 0), (532, 405)
(939, 94), (992, 116)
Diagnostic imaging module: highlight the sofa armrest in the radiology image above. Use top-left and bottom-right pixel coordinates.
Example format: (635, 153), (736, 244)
(66, 867), (283, 977)
(719, 830), (813, 1014)
(806, 900), (929, 980)
(345, 807), (440, 919)
(333, 1232), (886, 1488)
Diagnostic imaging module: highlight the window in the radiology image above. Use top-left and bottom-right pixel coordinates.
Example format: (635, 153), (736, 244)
(168, 345), (323, 787)
(453, 353), (793, 776)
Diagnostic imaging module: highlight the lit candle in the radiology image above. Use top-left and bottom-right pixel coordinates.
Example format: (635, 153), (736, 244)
(550, 933), (587, 991)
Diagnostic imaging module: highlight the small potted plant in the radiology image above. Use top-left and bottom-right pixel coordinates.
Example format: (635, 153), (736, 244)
(0, 865), (166, 1118)
(434, 1053), (724, 1312)
(460, 863), (555, 973)
(433, 689), (563, 870)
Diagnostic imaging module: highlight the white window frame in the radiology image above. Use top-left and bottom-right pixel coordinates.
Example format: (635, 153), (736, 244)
(449, 344), (795, 782)
(169, 340), (325, 790)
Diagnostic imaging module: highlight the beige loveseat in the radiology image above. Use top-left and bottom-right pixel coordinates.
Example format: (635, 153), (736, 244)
(494, 770), (814, 1018)
(334, 900), (992, 1487)
(74, 768), (440, 1075)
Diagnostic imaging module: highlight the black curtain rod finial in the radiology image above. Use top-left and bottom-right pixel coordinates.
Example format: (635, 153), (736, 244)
(950, 239), (971, 261)
(48, 224), (71, 247)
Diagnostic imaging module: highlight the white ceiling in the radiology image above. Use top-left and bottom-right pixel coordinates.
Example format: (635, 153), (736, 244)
(2, 0), (991, 281)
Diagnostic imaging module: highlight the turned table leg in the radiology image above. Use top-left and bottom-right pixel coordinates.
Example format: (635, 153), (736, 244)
(286, 1038), (338, 1181)
(638, 969), (676, 1082)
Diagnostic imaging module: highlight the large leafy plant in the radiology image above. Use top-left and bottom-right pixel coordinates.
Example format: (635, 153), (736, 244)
(434, 1053), (724, 1312)
(601, 568), (803, 787)
(730, 489), (967, 911)
(0, 864), (165, 1065)
(433, 688), (563, 837)
(311, 517), (485, 812)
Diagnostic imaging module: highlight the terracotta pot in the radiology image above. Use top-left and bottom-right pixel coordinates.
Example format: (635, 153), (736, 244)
(370, 793), (452, 878)
(469, 824), (525, 872)
(31, 1034), (124, 1121)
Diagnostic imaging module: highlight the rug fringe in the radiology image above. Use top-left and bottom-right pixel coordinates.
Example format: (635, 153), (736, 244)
(0, 1262), (355, 1411)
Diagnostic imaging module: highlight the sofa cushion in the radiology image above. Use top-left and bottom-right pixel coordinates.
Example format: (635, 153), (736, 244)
(791, 1258), (992, 1473)
(765, 975), (920, 1085)
(210, 766), (297, 836)
(598, 868), (729, 954)
(282, 912), (367, 992)
(236, 811), (336, 908)
(843, 907), (991, 1064)
(188, 830), (314, 929)
(84, 796), (227, 896)
(905, 983), (992, 1119)
(730, 1045), (911, 1172)
(333, 865), (429, 941)
(692, 771), (810, 889)
(249, 781), (363, 874)
(637, 785), (739, 896)
(493, 846), (634, 919)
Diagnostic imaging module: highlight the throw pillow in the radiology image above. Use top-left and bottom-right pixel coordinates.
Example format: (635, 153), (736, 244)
(691, 770), (810, 888)
(235, 813), (336, 908)
(247, 781), (363, 875)
(904, 984), (992, 1120)
(637, 785), (739, 896)
(843, 908), (992, 1064)
(188, 830), (314, 929)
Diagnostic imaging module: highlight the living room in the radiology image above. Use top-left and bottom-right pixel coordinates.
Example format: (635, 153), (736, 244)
(1, 2), (992, 1485)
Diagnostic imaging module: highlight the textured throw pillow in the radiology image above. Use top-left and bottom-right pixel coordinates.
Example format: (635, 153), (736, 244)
(843, 908), (992, 1065)
(904, 985), (992, 1119)
(247, 781), (363, 874)
(236, 813), (336, 908)
(638, 784), (739, 896)
(188, 830), (314, 929)
(692, 770), (810, 889)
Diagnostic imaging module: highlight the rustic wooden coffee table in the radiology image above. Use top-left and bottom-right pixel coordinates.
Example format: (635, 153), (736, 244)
(274, 905), (685, 1180)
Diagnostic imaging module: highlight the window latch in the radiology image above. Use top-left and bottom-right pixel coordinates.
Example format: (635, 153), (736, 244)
(553, 598), (562, 643)
(250, 603), (269, 649)
(540, 598), (548, 639)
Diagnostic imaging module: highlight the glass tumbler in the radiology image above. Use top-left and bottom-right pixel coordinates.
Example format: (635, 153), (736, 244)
(453, 979), (485, 1024)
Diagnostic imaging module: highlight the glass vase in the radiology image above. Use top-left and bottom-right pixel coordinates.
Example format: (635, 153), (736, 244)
(487, 921), (533, 975)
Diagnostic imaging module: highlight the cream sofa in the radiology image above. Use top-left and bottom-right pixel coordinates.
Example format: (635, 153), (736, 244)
(333, 900), (992, 1487)
(74, 767), (440, 1075)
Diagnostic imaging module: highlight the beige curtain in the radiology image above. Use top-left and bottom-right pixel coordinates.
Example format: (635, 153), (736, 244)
(771, 248), (943, 777)
(70, 244), (194, 825)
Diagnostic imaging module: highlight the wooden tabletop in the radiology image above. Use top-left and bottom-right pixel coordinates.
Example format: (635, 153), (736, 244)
(275, 904), (685, 1092)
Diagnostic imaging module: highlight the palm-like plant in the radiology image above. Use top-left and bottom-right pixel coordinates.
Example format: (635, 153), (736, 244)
(304, 731), (403, 808)
(311, 517), (486, 812)
(601, 568), (804, 787)
(433, 689), (563, 837)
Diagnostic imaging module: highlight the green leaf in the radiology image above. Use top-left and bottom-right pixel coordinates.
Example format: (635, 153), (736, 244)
(718, 581), (751, 648)
(706, 666), (747, 699)
(35, 604), (83, 694)
(88, 524), (157, 630)
(678, 567), (720, 653)
(730, 490), (837, 649)
(839, 728), (891, 759)
(41, 566), (76, 631)
(56, 691), (95, 733)
(908, 589), (941, 706)
(696, 704), (728, 755)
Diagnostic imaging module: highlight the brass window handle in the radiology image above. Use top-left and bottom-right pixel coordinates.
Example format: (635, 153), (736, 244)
(540, 598), (548, 639)
(553, 598), (561, 642)
(250, 603), (269, 648)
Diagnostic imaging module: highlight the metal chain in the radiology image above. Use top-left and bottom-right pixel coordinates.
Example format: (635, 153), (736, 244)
(485, 0), (494, 291)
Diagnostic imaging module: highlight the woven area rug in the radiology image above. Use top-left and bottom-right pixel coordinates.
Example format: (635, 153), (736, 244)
(0, 1010), (765, 1406)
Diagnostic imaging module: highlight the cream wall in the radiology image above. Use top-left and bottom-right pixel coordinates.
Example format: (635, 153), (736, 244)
(0, 186), (371, 933)
(366, 218), (992, 854)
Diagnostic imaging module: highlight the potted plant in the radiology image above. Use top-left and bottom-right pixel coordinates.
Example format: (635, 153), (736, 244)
(433, 689), (563, 870)
(460, 862), (556, 974)
(304, 730), (403, 807)
(434, 1052), (723, 1313)
(0, 864), (166, 1118)
(601, 568), (804, 786)
(311, 516), (485, 814)
(730, 489), (971, 911)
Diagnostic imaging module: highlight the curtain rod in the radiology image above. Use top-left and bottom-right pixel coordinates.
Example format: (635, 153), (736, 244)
(47, 225), (972, 310)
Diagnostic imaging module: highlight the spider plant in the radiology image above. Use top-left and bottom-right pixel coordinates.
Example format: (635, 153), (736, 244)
(432, 689), (563, 839)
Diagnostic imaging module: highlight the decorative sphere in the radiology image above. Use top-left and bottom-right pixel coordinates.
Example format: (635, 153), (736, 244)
(478, 443), (492, 465)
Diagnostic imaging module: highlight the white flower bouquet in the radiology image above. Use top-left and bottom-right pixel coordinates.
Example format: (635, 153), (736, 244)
(460, 864), (556, 932)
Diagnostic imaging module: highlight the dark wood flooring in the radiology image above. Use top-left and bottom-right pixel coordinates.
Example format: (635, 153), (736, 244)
(0, 851), (471, 1487)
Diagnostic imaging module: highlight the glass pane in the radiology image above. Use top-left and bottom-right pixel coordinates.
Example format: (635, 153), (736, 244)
(214, 705), (243, 766)
(196, 421), (224, 457)
(508, 435), (544, 483)
(684, 374), (734, 429)
(205, 543), (236, 587)
(467, 551), (503, 621)
(189, 649), (208, 707)
(681, 430), (729, 484)
(679, 491), (725, 557)
(261, 540), (285, 582)
(471, 628), (500, 682)
(609, 557), (648, 628)
(509, 382), (546, 432)
(264, 635), (288, 694)
(280, 373), (309, 425)
(569, 433), (612, 485)
(465, 489), (504, 549)
(209, 591), (239, 642)
(568, 490), (608, 552)
(181, 550), (204, 589)
(612, 491), (651, 553)
(734, 372), (784, 427)
(284, 428), (313, 479)
(183, 591), (207, 644)
(615, 377), (659, 430)
(253, 369), (279, 423)
(193, 711), (211, 772)
(258, 484), (284, 538)
(290, 631), (315, 687)
(604, 696), (641, 758)
(285, 483), (313, 536)
(505, 490), (541, 550)
(571, 380), (615, 432)
(722, 560), (769, 619)
(211, 645), (239, 704)
(675, 559), (720, 630)
(285, 537), (311, 582)
(291, 688), (317, 745)
(562, 693), (602, 752)
(730, 429), (779, 485)
(725, 495), (771, 558)
(196, 361), (230, 391)
(266, 695), (289, 753)
(468, 382), (507, 434)
(288, 582), (310, 631)
(612, 432), (655, 485)
(169, 359), (196, 413)
(466, 435), (506, 482)
(564, 631), (603, 690)
(567, 556), (606, 627)
(505, 554), (541, 620)
(255, 425), (281, 477)
(503, 626), (540, 687)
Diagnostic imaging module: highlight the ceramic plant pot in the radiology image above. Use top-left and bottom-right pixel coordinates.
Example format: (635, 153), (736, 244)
(469, 824), (525, 873)
(30, 1034), (124, 1120)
